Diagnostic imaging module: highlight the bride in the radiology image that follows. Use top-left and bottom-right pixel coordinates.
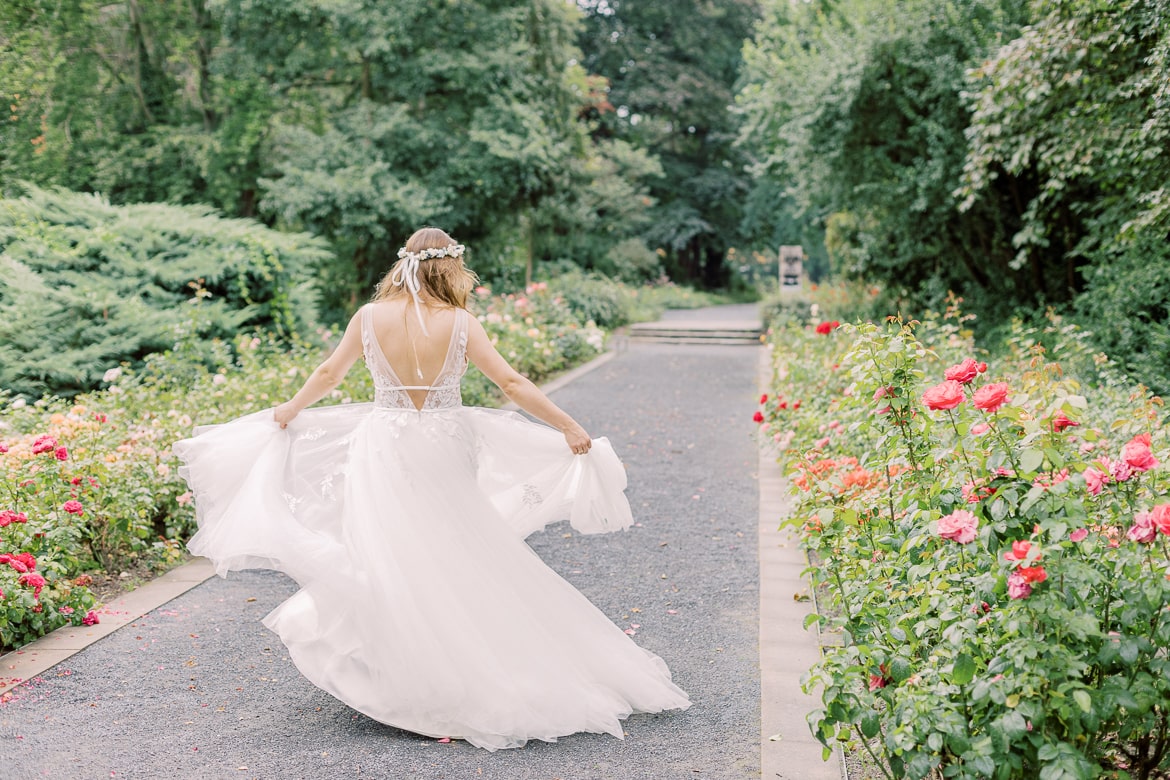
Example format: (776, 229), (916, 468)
(173, 227), (691, 751)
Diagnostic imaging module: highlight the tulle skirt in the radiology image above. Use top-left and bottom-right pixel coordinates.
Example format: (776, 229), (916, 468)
(172, 403), (690, 750)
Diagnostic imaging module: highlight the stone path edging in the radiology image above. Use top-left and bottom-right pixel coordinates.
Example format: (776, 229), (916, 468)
(0, 346), (622, 698)
(757, 347), (845, 779)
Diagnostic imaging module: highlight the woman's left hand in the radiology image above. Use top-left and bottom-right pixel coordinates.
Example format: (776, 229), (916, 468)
(274, 402), (300, 429)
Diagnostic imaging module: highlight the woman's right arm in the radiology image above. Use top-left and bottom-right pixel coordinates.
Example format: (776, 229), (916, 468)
(465, 315), (592, 454)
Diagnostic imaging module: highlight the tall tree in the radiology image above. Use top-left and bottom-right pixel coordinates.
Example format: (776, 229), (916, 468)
(738, 0), (1029, 316)
(577, 0), (761, 288)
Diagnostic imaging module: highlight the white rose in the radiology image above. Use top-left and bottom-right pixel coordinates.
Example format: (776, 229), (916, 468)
(103, 367), (122, 383)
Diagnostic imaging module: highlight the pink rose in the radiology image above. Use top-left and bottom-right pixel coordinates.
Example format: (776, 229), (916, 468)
(0, 442), (7, 454)
(1083, 464), (1110, 495)
(59, 606), (74, 615)
(944, 359), (981, 384)
(1112, 460), (1133, 483)
(922, 381), (965, 411)
(1007, 571), (1032, 600)
(1122, 433), (1159, 472)
(0, 510), (26, 527)
(62, 500), (84, 516)
(55, 446), (68, 461)
(972, 383), (1010, 413)
(937, 509), (979, 544)
(1, 555), (28, 573)
(1127, 512), (1157, 544)
(1069, 528), (1088, 543)
(971, 423), (990, 436)
(1151, 504), (1170, 536)
(30, 435), (58, 455)
(13, 553), (35, 570)
(82, 610), (100, 626)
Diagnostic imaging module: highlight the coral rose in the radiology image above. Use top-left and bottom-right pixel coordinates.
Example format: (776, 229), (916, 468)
(1121, 433), (1159, 472)
(922, 381), (964, 411)
(972, 382), (1010, 413)
(1151, 504), (1170, 536)
(937, 510), (979, 544)
(944, 359), (981, 384)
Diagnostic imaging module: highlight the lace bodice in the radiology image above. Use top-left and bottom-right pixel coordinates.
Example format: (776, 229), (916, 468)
(360, 304), (468, 411)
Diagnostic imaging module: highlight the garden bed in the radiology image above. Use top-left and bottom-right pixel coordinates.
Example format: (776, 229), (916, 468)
(760, 299), (1170, 779)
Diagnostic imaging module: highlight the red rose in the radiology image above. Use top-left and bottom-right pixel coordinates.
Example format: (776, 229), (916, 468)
(972, 382), (1010, 413)
(1051, 412), (1079, 432)
(13, 553), (35, 571)
(921, 381), (965, 411)
(944, 359), (981, 384)
(1121, 433), (1159, 472)
(18, 571), (45, 597)
(759, 394), (768, 405)
(1018, 565), (1047, 584)
(814, 321), (839, 335)
(752, 411), (764, 423)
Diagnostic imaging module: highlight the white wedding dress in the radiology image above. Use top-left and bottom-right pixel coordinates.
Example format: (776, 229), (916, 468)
(173, 304), (690, 751)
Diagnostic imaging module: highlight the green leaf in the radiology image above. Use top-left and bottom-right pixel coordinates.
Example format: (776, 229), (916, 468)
(1073, 689), (1092, 713)
(859, 711), (880, 739)
(953, 652), (976, 685)
(1019, 448), (1045, 474)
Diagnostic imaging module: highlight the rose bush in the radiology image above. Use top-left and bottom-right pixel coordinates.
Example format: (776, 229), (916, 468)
(762, 307), (1170, 779)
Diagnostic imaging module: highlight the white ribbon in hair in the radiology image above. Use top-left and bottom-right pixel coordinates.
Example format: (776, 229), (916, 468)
(390, 252), (428, 335)
(388, 244), (465, 336)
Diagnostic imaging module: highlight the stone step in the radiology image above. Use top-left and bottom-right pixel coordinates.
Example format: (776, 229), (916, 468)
(627, 320), (763, 345)
(627, 335), (763, 346)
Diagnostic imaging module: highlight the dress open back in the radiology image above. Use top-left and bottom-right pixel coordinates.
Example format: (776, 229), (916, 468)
(172, 303), (690, 750)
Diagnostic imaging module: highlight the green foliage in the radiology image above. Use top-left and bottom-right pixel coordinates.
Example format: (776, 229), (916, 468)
(578, 0), (760, 288)
(1074, 234), (1170, 396)
(0, 185), (329, 398)
(739, 0), (1030, 319)
(762, 311), (1170, 778)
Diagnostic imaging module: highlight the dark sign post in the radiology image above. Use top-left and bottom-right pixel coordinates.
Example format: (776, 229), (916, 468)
(779, 246), (803, 289)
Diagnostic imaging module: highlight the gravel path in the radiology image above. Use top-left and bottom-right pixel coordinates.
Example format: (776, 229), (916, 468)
(0, 307), (763, 780)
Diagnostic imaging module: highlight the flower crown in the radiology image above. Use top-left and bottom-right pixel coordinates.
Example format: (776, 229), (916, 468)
(397, 243), (465, 264)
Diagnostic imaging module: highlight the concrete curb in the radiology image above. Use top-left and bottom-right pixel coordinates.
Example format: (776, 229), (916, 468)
(0, 346), (621, 698)
(757, 346), (845, 779)
(0, 557), (216, 696)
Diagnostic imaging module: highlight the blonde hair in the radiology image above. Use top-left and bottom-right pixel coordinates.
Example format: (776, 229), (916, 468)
(373, 227), (478, 308)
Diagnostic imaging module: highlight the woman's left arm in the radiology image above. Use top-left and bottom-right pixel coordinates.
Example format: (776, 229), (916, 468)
(274, 308), (366, 428)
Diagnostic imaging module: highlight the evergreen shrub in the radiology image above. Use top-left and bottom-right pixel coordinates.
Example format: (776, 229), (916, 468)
(0, 185), (330, 399)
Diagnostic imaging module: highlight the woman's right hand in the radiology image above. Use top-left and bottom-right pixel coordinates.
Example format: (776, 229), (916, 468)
(563, 423), (592, 456)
